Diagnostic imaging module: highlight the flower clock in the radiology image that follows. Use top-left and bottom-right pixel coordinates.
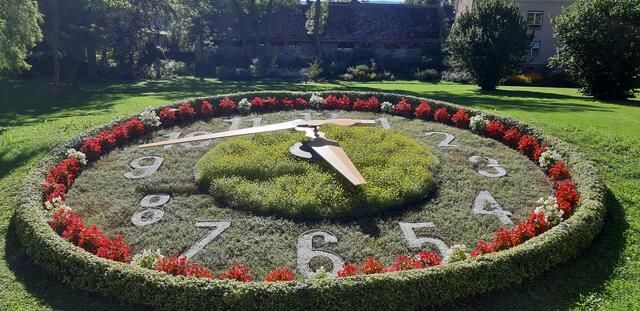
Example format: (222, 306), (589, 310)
(16, 91), (606, 310)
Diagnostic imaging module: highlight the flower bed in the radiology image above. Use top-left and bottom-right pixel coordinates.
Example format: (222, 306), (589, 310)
(14, 91), (606, 310)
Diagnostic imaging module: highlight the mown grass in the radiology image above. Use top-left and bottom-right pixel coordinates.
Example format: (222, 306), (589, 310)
(0, 77), (638, 310)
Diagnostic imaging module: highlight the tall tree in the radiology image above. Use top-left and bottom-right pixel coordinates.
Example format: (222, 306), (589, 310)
(0, 0), (42, 72)
(551, 0), (640, 100)
(306, 0), (327, 58)
(445, 0), (532, 90)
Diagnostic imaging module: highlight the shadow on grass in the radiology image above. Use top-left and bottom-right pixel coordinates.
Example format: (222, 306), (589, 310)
(4, 187), (626, 310)
(435, 187), (627, 310)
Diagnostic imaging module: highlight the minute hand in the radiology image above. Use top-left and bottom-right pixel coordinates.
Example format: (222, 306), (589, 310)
(307, 137), (366, 186)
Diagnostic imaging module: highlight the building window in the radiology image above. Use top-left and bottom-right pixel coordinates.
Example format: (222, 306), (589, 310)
(529, 40), (541, 56)
(527, 11), (544, 27)
(337, 42), (354, 52)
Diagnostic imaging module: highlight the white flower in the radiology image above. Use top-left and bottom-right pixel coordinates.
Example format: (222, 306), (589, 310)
(381, 101), (393, 113)
(534, 196), (564, 226)
(139, 107), (161, 127)
(469, 114), (488, 133)
(446, 244), (468, 263)
(309, 94), (324, 109)
(131, 249), (164, 270)
(66, 148), (87, 165)
(238, 98), (252, 113)
(45, 196), (71, 212)
(538, 149), (562, 169)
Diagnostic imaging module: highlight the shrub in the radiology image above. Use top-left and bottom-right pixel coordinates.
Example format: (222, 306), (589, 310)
(393, 98), (413, 117)
(441, 68), (473, 84)
(503, 127), (522, 148)
(414, 101), (432, 120)
(266, 96), (279, 111)
(124, 118), (145, 138)
(336, 95), (351, 110)
(215, 66), (236, 80)
(159, 107), (176, 127)
(200, 101), (214, 118)
(414, 68), (440, 83)
(518, 135), (541, 161)
(446, 0), (533, 90)
(250, 97), (266, 111)
(547, 162), (571, 181)
(282, 98), (295, 110)
(132, 249), (164, 269)
(218, 97), (237, 115)
(324, 94), (338, 110)
(80, 137), (103, 162)
(308, 58), (324, 81)
(178, 102), (196, 120)
(294, 97), (308, 109)
(550, 0), (640, 99)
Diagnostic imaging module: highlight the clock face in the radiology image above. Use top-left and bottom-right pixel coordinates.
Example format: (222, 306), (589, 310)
(64, 110), (553, 278)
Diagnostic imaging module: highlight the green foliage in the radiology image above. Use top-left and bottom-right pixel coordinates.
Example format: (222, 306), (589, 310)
(0, 0), (42, 72)
(308, 58), (324, 81)
(445, 0), (533, 90)
(196, 126), (437, 220)
(13, 91), (607, 310)
(305, 0), (328, 36)
(415, 68), (441, 83)
(550, 0), (640, 100)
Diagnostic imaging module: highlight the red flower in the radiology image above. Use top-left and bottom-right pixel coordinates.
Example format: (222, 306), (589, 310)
(155, 254), (214, 278)
(49, 209), (83, 235)
(556, 180), (580, 218)
(178, 102), (196, 120)
(360, 256), (385, 275)
(414, 101), (431, 120)
(417, 251), (442, 267)
(250, 97), (265, 111)
(433, 107), (451, 124)
(282, 98), (295, 110)
(470, 241), (495, 257)
(548, 162), (571, 181)
(337, 262), (359, 277)
(44, 181), (67, 203)
(124, 118), (145, 138)
(352, 98), (369, 112)
(219, 263), (253, 282)
(110, 125), (129, 146)
(219, 97), (237, 114)
(265, 266), (295, 282)
(77, 225), (110, 254)
(324, 94), (338, 110)
(97, 235), (132, 263)
(510, 221), (536, 246)
(528, 210), (550, 235)
(47, 165), (72, 189)
(485, 120), (505, 140)
(294, 97), (308, 109)
(80, 137), (103, 162)
(451, 109), (470, 128)
(518, 135), (541, 161)
(503, 127), (522, 148)
(61, 218), (86, 246)
(353, 97), (380, 112)
(393, 98), (413, 117)
(98, 130), (116, 151)
(491, 227), (512, 251)
(265, 96), (279, 111)
(386, 255), (423, 272)
(336, 95), (351, 110)
(200, 101), (214, 118)
(159, 107), (176, 127)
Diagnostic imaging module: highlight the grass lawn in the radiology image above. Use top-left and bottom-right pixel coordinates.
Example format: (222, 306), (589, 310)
(1, 77), (638, 310)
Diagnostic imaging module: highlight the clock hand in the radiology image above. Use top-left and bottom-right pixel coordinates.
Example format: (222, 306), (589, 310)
(138, 119), (376, 148)
(306, 137), (367, 186)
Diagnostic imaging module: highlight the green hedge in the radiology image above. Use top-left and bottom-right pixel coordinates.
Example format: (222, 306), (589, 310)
(14, 91), (606, 310)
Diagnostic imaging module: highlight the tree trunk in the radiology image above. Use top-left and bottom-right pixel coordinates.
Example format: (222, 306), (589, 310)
(313, 0), (322, 58)
(45, 0), (61, 95)
(264, 0), (273, 56)
(194, 27), (206, 81)
(87, 38), (98, 80)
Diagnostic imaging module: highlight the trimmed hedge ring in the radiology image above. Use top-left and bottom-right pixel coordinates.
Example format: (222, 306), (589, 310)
(15, 91), (606, 310)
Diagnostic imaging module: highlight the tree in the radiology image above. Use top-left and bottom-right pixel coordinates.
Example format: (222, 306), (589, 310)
(550, 0), (640, 100)
(305, 0), (327, 57)
(0, 0), (42, 72)
(445, 0), (532, 90)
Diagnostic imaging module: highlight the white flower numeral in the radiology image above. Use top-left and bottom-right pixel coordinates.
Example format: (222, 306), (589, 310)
(469, 155), (507, 178)
(472, 189), (513, 225)
(124, 156), (164, 179)
(297, 230), (344, 277)
(181, 221), (231, 260)
(131, 193), (170, 227)
(398, 222), (450, 261)
(162, 131), (182, 150)
(425, 132), (458, 147)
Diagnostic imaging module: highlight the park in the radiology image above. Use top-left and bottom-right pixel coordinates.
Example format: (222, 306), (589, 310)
(0, 0), (638, 310)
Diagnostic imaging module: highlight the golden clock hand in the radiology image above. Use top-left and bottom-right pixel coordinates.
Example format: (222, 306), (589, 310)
(307, 137), (367, 186)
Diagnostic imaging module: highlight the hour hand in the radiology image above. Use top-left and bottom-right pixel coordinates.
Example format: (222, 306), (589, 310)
(306, 137), (366, 186)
